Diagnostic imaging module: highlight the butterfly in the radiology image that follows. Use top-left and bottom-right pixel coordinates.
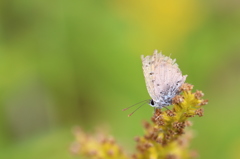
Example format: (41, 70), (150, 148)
(124, 50), (187, 116)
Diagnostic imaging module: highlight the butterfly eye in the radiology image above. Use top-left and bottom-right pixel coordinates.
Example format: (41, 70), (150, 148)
(150, 99), (155, 105)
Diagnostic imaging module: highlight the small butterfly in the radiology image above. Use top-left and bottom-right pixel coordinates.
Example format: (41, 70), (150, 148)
(124, 50), (187, 116)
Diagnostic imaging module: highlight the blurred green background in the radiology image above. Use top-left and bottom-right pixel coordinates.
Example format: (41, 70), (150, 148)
(0, 0), (240, 158)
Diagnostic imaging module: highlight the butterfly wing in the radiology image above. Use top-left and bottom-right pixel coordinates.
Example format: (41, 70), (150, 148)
(141, 50), (187, 105)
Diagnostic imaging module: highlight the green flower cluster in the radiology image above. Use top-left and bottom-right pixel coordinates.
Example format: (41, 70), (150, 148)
(71, 83), (208, 159)
(133, 83), (208, 159)
(71, 127), (128, 159)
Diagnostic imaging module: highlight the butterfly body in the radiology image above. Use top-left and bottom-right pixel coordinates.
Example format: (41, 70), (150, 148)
(141, 50), (187, 109)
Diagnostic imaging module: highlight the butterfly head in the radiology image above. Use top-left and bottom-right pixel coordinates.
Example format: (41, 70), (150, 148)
(149, 99), (162, 108)
(149, 97), (173, 109)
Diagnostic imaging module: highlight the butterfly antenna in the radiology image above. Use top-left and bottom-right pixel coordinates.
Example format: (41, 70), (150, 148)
(128, 102), (147, 117)
(122, 99), (150, 111)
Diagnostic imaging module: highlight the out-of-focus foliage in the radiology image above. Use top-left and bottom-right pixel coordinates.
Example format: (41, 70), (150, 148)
(0, 0), (240, 159)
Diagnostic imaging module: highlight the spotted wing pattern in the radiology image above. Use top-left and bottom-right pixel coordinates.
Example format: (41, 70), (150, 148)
(141, 50), (187, 108)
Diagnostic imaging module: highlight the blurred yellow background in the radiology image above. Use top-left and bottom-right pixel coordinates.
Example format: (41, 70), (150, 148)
(0, 0), (240, 158)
